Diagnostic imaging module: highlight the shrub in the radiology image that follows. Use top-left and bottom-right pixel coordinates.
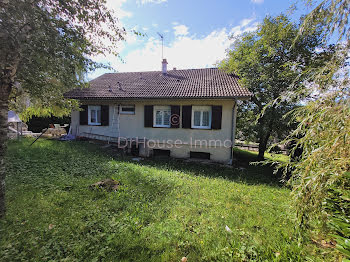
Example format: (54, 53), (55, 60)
(27, 116), (70, 133)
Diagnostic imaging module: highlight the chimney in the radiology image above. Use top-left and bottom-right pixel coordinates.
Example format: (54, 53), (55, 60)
(162, 58), (168, 74)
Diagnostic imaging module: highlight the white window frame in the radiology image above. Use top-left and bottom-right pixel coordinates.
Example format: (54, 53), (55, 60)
(120, 105), (135, 115)
(88, 105), (101, 126)
(153, 106), (171, 128)
(192, 106), (212, 129)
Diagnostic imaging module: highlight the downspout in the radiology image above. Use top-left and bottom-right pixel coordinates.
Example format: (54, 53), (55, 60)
(116, 104), (120, 138)
(230, 99), (238, 165)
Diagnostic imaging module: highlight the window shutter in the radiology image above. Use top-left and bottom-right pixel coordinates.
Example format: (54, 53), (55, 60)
(170, 105), (180, 128)
(101, 105), (109, 126)
(182, 105), (192, 128)
(80, 105), (88, 125)
(211, 105), (222, 130)
(144, 105), (153, 127)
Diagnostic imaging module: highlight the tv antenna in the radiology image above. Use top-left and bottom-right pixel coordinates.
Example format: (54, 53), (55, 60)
(157, 32), (164, 59)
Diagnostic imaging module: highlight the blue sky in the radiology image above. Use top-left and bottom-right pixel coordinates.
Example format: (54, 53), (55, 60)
(91, 0), (312, 78)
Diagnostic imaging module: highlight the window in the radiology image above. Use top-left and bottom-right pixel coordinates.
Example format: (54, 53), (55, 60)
(192, 106), (211, 129)
(154, 106), (171, 127)
(120, 105), (135, 115)
(88, 105), (101, 125)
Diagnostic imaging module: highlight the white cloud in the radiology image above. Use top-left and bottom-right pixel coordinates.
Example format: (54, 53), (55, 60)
(105, 18), (259, 73)
(88, 9), (259, 79)
(240, 18), (254, 27)
(251, 0), (264, 4)
(106, 0), (132, 18)
(230, 20), (259, 37)
(173, 24), (189, 36)
(138, 0), (167, 4)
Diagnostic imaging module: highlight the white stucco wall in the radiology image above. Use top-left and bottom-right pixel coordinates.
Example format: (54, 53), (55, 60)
(70, 99), (237, 163)
(70, 104), (120, 139)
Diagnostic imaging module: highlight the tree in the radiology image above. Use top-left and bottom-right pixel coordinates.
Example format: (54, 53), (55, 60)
(221, 15), (328, 160)
(235, 99), (296, 154)
(276, 0), (349, 257)
(0, 0), (125, 217)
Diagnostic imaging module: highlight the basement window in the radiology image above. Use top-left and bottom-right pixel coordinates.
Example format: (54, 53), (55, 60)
(190, 151), (211, 160)
(153, 149), (171, 157)
(120, 105), (135, 115)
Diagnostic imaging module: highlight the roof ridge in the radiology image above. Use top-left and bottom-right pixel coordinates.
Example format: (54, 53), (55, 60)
(103, 67), (220, 75)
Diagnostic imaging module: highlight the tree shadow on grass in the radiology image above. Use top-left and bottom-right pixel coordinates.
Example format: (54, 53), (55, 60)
(129, 157), (284, 188)
(6, 139), (177, 202)
(8, 139), (283, 190)
(79, 141), (285, 187)
(77, 140), (286, 188)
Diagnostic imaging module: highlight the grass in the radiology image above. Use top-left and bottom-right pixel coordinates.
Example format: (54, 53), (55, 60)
(0, 139), (337, 261)
(233, 147), (289, 163)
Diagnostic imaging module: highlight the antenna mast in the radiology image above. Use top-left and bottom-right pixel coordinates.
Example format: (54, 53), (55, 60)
(157, 32), (164, 59)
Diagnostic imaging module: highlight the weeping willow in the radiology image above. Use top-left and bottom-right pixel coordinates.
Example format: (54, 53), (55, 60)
(275, 0), (350, 257)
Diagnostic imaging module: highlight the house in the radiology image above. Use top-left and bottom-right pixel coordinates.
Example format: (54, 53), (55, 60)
(64, 59), (251, 163)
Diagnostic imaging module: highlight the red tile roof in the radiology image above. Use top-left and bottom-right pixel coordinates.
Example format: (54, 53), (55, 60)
(64, 68), (252, 100)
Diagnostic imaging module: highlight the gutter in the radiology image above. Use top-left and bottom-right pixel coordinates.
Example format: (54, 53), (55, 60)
(64, 95), (252, 101)
(117, 104), (121, 138)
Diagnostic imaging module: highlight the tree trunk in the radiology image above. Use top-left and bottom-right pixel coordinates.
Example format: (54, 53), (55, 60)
(257, 116), (274, 161)
(258, 132), (271, 160)
(0, 83), (10, 218)
(0, 65), (16, 218)
(0, 4), (25, 217)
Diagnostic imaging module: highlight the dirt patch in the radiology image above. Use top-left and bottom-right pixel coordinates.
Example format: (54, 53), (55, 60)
(89, 179), (121, 192)
(311, 238), (336, 249)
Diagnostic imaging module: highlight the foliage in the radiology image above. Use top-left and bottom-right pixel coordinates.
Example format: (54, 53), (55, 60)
(221, 15), (328, 159)
(26, 115), (71, 133)
(271, 0), (350, 258)
(325, 172), (350, 258)
(282, 96), (349, 223)
(0, 0), (125, 217)
(0, 139), (340, 261)
(1, 0), (125, 116)
(300, 0), (350, 43)
(277, 92), (350, 259)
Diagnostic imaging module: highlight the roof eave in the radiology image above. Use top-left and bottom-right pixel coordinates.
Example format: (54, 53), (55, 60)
(64, 95), (252, 100)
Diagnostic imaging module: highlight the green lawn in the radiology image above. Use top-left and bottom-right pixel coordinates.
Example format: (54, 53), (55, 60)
(0, 139), (336, 261)
(233, 148), (289, 163)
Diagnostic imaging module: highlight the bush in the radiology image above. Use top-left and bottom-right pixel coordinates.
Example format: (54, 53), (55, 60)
(27, 116), (70, 133)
